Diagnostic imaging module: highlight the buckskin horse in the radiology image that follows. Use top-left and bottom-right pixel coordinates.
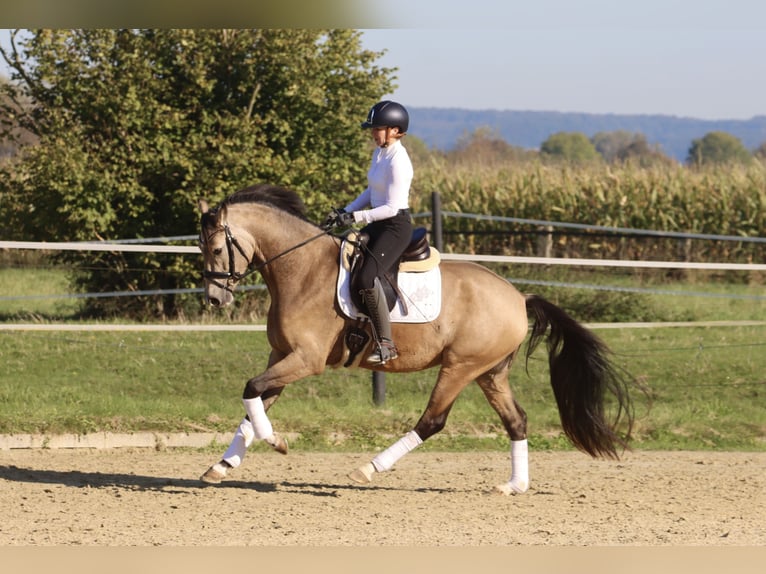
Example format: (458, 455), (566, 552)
(197, 183), (634, 494)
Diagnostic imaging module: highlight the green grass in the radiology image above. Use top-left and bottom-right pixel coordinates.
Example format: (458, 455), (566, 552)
(0, 325), (763, 452)
(592, 326), (765, 451)
(1, 264), (764, 452)
(0, 267), (79, 320)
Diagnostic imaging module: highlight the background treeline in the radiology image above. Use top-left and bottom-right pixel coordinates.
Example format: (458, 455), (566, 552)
(2, 29), (765, 321)
(410, 107), (766, 163)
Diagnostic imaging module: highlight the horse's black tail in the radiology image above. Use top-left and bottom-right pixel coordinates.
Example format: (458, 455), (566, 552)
(525, 294), (635, 459)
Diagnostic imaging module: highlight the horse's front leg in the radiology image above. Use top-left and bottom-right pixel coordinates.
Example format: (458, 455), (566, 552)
(199, 396), (284, 484)
(200, 349), (322, 484)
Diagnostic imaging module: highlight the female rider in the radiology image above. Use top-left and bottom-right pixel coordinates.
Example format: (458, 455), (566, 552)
(325, 100), (414, 365)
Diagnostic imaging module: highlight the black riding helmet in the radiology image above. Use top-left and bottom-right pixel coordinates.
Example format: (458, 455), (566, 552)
(361, 100), (409, 134)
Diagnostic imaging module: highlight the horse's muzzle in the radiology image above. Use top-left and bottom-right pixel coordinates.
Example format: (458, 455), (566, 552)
(204, 283), (235, 307)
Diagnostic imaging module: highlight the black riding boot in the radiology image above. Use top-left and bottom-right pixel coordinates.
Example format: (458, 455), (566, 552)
(361, 278), (398, 364)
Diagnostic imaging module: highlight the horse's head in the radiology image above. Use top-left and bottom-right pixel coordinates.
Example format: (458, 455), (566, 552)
(198, 199), (252, 307)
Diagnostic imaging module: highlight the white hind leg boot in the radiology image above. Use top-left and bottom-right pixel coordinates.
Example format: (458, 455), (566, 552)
(373, 430), (423, 471)
(496, 439), (529, 495)
(221, 417), (255, 468)
(349, 430), (423, 484)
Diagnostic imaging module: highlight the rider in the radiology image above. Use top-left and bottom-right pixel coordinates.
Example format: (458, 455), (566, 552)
(325, 100), (414, 364)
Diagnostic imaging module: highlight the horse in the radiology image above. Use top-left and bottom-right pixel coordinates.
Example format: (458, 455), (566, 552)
(197, 183), (635, 494)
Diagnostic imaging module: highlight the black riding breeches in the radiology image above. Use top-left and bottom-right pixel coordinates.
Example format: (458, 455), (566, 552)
(355, 210), (413, 291)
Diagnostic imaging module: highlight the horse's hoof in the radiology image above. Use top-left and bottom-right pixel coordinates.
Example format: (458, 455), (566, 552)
(200, 462), (229, 484)
(348, 462), (375, 484)
(494, 480), (528, 495)
(269, 433), (288, 455)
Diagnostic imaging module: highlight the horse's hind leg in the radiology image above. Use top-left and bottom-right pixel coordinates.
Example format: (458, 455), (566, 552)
(349, 364), (475, 485)
(475, 354), (530, 494)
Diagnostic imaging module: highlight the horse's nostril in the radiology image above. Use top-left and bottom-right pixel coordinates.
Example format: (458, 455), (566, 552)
(208, 297), (221, 307)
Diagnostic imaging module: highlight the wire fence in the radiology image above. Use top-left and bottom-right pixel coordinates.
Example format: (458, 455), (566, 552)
(1, 211), (765, 304)
(1, 212), (763, 414)
(436, 211), (766, 244)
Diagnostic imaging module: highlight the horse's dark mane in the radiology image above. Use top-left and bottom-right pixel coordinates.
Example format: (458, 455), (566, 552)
(224, 184), (308, 220)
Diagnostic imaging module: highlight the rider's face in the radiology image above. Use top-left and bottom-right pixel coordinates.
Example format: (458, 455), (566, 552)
(371, 126), (399, 148)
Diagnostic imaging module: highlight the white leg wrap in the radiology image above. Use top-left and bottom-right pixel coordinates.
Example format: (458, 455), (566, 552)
(242, 396), (274, 440)
(221, 417), (255, 468)
(371, 430), (423, 472)
(508, 439), (529, 493)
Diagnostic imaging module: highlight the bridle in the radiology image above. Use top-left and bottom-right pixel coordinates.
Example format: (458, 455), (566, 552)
(200, 222), (331, 289)
(200, 224), (254, 286)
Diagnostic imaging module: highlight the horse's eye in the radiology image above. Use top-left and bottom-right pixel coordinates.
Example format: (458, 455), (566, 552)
(213, 247), (223, 256)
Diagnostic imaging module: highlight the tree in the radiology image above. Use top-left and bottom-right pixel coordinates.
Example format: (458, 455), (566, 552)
(0, 29), (395, 318)
(686, 131), (752, 166)
(540, 131), (600, 163)
(0, 74), (36, 159)
(449, 126), (535, 167)
(754, 141), (766, 162)
(592, 131), (638, 163)
(591, 130), (671, 166)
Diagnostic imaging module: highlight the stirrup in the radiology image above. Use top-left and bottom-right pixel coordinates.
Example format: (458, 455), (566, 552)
(366, 338), (398, 364)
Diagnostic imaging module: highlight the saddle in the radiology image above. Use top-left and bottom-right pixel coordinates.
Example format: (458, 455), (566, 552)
(345, 226), (440, 311)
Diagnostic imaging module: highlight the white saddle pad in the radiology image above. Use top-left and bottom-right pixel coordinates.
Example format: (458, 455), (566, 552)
(336, 240), (442, 324)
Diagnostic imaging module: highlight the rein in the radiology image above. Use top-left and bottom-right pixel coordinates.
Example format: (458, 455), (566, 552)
(202, 224), (331, 285)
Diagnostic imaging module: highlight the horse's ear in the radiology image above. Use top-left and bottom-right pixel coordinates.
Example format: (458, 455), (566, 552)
(199, 199), (210, 214)
(216, 204), (228, 226)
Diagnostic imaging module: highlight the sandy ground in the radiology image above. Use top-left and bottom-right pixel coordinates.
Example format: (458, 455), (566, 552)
(0, 448), (763, 546)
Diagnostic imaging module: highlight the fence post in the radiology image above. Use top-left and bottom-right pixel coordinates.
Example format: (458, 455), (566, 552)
(431, 191), (443, 252)
(537, 225), (553, 258)
(372, 370), (386, 406)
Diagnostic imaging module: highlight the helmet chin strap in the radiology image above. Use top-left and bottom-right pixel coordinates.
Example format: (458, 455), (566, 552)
(379, 126), (393, 148)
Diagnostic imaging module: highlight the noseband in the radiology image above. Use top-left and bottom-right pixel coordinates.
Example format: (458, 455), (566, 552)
(201, 224), (254, 286)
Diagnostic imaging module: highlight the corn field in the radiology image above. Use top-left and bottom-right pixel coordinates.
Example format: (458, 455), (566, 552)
(410, 159), (766, 265)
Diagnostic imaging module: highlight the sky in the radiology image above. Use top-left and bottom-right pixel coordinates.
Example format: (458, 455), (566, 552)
(359, 0), (766, 120)
(2, 0), (766, 121)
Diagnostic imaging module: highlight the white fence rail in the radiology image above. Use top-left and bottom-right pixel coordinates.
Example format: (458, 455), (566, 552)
(2, 240), (765, 271)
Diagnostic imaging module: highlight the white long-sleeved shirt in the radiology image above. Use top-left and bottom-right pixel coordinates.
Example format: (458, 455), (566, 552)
(344, 139), (413, 224)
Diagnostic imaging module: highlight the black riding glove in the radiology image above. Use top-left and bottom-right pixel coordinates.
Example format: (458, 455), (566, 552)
(321, 209), (338, 229)
(322, 208), (355, 229)
(336, 210), (356, 227)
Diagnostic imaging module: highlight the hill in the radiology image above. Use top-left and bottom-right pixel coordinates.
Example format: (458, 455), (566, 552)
(409, 108), (766, 162)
